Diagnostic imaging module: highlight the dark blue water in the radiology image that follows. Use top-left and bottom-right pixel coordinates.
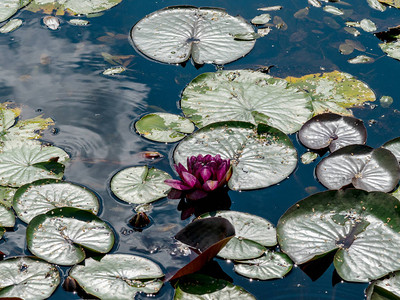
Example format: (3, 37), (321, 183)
(0, 0), (399, 299)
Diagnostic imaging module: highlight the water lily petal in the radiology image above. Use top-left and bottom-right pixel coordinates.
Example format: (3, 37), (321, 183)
(181, 171), (198, 188)
(203, 180), (219, 191)
(164, 179), (191, 190)
(168, 188), (183, 199)
(175, 163), (188, 177)
(200, 167), (212, 182)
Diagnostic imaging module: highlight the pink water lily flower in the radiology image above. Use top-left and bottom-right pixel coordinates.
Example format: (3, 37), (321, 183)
(165, 154), (232, 200)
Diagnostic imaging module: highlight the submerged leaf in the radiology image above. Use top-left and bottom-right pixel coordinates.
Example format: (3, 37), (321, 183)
(181, 70), (313, 134)
(277, 189), (400, 282)
(130, 6), (256, 65)
(70, 254), (164, 300)
(135, 113), (194, 143)
(316, 145), (399, 192)
(111, 166), (172, 204)
(0, 257), (60, 300)
(174, 122), (298, 191)
(286, 71), (376, 115)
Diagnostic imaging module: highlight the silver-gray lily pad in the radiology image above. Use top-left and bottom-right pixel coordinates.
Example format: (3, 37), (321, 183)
(130, 6), (256, 65)
(181, 70), (313, 134)
(0, 257), (60, 300)
(0, 0), (30, 23)
(70, 254), (164, 299)
(382, 137), (400, 163)
(111, 166), (172, 204)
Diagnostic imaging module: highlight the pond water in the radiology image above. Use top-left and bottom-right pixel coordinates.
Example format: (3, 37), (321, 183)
(0, 0), (400, 299)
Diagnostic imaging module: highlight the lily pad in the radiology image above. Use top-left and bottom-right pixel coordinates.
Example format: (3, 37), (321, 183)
(285, 71), (376, 115)
(366, 271), (400, 300)
(379, 40), (400, 60)
(13, 179), (100, 224)
(174, 121), (298, 191)
(0, 257), (60, 300)
(392, 186), (400, 201)
(382, 137), (400, 162)
(26, 207), (114, 265)
(234, 251), (293, 280)
(298, 113), (367, 152)
(0, 203), (15, 239)
(301, 152), (318, 164)
(277, 189), (400, 282)
(0, 141), (69, 187)
(130, 6), (256, 65)
(135, 113), (195, 143)
(0, 0), (30, 23)
(181, 70), (313, 134)
(70, 254), (164, 299)
(111, 166), (172, 204)
(174, 274), (256, 300)
(316, 145), (400, 192)
(0, 105), (54, 142)
(199, 210), (276, 260)
(26, 0), (122, 15)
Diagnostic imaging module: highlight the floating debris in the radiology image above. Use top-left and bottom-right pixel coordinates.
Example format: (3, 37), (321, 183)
(234, 32), (261, 41)
(257, 6), (283, 11)
(367, 0), (386, 11)
(251, 13), (271, 25)
(274, 16), (288, 30)
(0, 19), (22, 33)
(344, 27), (361, 36)
(258, 27), (272, 37)
(323, 5), (344, 15)
(43, 16), (60, 30)
(301, 152), (318, 164)
(360, 19), (377, 32)
(380, 96), (394, 108)
(68, 19), (90, 26)
(348, 55), (375, 64)
(308, 0), (322, 7)
(102, 66), (126, 75)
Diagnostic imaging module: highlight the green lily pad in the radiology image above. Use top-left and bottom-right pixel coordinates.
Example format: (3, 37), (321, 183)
(392, 186), (400, 201)
(234, 251), (293, 280)
(298, 113), (367, 152)
(0, 0), (30, 23)
(111, 166), (172, 204)
(199, 210), (276, 260)
(0, 141), (69, 187)
(277, 189), (400, 282)
(174, 274), (256, 300)
(135, 113), (195, 143)
(174, 121), (298, 191)
(13, 179), (100, 224)
(0, 257), (60, 300)
(26, 207), (114, 266)
(378, 0), (400, 8)
(316, 145), (400, 192)
(379, 40), (400, 60)
(181, 70), (313, 134)
(366, 271), (400, 300)
(26, 0), (122, 15)
(130, 6), (256, 65)
(70, 254), (164, 299)
(382, 137), (400, 162)
(285, 71), (376, 115)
